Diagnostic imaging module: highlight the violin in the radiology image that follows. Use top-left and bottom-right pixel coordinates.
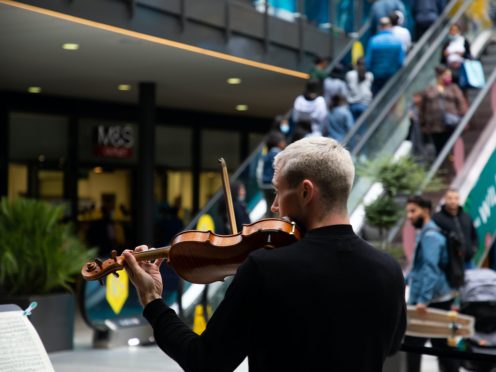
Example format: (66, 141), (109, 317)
(81, 159), (301, 284)
(81, 218), (300, 284)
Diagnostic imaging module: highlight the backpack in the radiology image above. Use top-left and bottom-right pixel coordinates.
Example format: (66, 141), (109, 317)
(442, 229), (465, 289)
(424, 225), (465, 289)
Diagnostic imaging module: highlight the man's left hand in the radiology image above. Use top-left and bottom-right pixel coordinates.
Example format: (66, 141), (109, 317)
(123, 245), (164, 307)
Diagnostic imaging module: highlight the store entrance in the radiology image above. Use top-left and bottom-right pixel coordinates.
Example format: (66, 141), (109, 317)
(77, 167), (133, 257)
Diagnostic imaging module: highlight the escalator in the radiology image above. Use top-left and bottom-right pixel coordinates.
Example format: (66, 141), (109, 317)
(408, 41), (496, 266)
(342, 0), (491, 229)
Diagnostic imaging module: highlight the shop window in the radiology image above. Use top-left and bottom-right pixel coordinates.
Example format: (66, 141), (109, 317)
(8, 163), (27, 200)
(38, 170), (63, 200)
(77, 168), (133, 255)
(9, 112), (67, 162)
(199, 171), (223, 208)
(167, 170), (192, 222)
(156, 126), (192, 168)
(201, 130), (240, 170)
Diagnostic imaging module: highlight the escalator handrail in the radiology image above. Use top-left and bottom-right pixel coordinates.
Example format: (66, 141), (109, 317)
(348, 0), (472, 157)
(341, 0), (469, 150)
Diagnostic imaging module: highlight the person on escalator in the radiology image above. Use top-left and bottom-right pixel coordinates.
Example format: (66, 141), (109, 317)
(217, 181), (251, 234)
(261, 130), (286, 217)
(122, 136), (407, 372)
(390, 11), (411, 53)
(369, 0), (406, 34)
(365, 17), (405, 95)
(418, 65), (468, 156)
(322, 63), (349, 106)
(292, 79), (328, 136)
(327, 94), (354, 142)
(441, 23), (472, 87)
(345, 57), (373, 121)
(412, 0), (447, 41)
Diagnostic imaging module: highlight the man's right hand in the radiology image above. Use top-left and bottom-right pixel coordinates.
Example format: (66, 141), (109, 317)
(123, 245), (164, 307)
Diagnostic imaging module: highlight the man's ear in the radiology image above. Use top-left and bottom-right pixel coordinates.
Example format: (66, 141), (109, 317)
(300, 179), (315, 205)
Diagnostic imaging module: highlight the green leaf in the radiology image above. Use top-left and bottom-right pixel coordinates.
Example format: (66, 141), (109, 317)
(0, 198), (97, 296)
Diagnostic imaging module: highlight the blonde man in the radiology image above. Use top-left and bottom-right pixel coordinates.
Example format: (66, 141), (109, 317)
(124, 137), (406, 372)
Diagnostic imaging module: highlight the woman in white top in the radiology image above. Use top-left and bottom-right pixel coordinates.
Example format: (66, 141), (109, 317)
(292, 80), (328, 136)
(345, 58), (373, 121)
(441, 23), (472, 86)
(390, 11), (412, 53)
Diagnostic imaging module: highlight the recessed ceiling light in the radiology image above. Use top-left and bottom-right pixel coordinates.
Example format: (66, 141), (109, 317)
(28, 86), (42, 94)
(227, 78), (242, 85)
(236, 104), (248, 111)
(38, 154), (46, 162)
(94, 167), (103, 174)
(62, 43), (79, 50)
(118, 84), (131, 91)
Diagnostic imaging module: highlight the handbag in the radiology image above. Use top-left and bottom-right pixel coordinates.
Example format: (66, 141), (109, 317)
(459, 60), (485, 89)
(438, 96), (462, 128)
(443, 112), (462, 128)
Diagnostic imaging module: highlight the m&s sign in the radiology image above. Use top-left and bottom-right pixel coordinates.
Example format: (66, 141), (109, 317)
(94, 125), (134, 158)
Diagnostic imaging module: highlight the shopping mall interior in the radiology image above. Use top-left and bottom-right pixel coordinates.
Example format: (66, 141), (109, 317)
(1, 0), (495, 371)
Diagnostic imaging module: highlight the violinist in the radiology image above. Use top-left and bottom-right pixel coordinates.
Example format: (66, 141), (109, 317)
(123, 137), (406, 372)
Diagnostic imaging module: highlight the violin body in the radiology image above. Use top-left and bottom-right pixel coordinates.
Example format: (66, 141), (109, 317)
(81, 218), (301, 284)
(170, 218), (301, 283)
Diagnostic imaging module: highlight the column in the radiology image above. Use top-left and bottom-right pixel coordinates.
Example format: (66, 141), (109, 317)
(136, 82), (156, 244)
(0, 101), (8, 198)
(64, 117), (79, 224)
(192, 127), (201, 215)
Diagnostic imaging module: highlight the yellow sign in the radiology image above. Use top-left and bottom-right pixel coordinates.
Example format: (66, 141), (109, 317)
(193, 304), (207, 335)
(351, 41), (364, 66)
(196, 214), (215, 232)
(106, 269), (129, 314)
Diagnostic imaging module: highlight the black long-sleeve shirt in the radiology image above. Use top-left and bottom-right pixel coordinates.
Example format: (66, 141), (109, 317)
(432, 205), (478, 262)
(144, 225), (406, 372)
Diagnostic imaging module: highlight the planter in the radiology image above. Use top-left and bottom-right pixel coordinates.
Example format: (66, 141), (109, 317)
(0, 292), (75, 353)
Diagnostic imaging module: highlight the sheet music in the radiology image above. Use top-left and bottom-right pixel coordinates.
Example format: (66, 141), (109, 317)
(0, 310), (54, 372)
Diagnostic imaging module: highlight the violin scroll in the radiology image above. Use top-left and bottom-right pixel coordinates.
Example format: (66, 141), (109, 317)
(82, 247), (171, 282)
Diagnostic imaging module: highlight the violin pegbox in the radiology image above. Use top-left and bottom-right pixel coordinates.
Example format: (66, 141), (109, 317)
(81, 250), (125, 283)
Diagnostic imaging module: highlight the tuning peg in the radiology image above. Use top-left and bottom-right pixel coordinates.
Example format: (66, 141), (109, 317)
(95, 258), (104, 268)
(111, 250), (118, 262)
(112, 271), (120, 278)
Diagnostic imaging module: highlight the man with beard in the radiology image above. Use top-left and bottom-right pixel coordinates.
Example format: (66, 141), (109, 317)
(404, 196), (459, 372)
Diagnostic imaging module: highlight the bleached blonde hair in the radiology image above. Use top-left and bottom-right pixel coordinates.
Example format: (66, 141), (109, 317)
(273, 137), (355, 211)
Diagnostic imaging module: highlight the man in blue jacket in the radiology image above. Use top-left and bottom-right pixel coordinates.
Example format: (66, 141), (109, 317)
(404, 195), (459, 372)
(365, 17), (404, 95)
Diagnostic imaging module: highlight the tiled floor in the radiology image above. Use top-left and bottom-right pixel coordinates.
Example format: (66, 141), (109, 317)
(48, 309), (443, 372)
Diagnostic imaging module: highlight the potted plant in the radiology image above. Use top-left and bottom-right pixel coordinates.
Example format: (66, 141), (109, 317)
(0, 197), (96, 352)
(357, 155), (444, 250)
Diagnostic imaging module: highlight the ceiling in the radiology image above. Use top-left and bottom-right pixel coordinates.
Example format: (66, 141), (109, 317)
(0, 1), (308, 118)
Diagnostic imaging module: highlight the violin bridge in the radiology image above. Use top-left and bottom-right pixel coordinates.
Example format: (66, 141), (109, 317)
(265, 234), (275, 249)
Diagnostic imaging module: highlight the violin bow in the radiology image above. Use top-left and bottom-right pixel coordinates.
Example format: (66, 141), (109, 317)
(218, 158), (238, 234)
